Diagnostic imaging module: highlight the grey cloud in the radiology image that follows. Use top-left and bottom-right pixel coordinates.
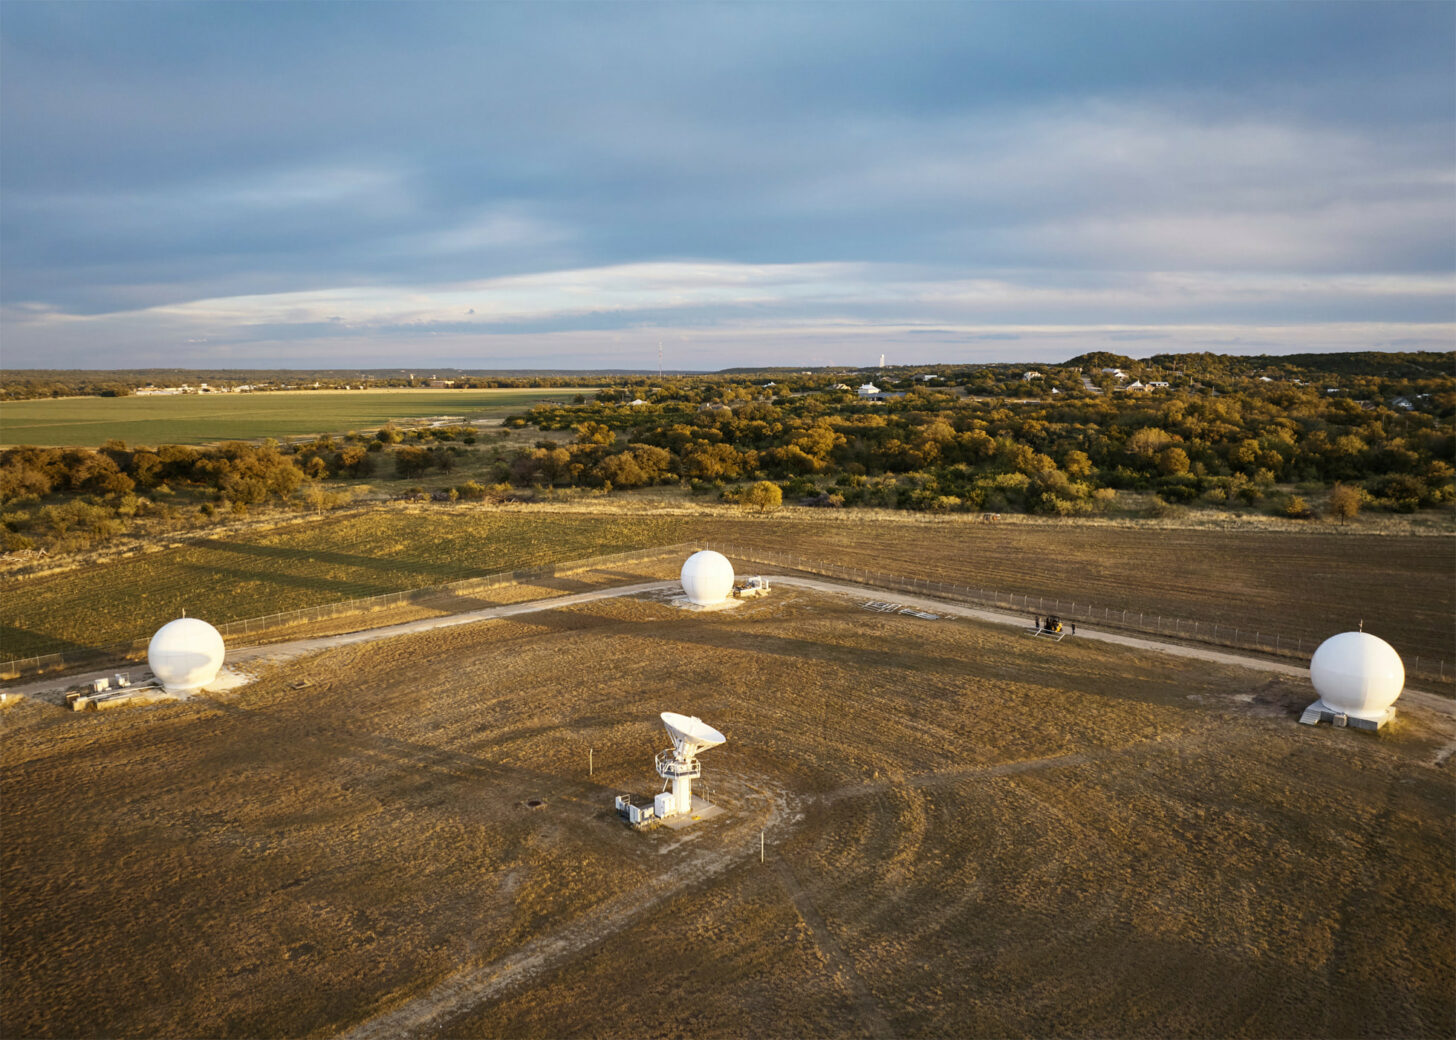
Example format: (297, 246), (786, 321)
(1, 2), (1452, 366)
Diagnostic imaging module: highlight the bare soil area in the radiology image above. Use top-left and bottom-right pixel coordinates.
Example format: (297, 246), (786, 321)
(2, 586), (1451, 1039)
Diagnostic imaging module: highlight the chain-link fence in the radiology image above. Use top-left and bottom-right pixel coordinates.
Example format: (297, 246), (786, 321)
(0, 542), (699, 680)
(4, 538), (1448, 686)
(699, 542), (1451, 684)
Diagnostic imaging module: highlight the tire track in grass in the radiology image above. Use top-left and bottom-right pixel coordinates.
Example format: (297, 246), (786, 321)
(337, 777), (793, 1040)
(771, 855), (896, 1040)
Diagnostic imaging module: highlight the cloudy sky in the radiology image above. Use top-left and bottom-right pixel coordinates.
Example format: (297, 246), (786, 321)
(2, 2), (1452, 370)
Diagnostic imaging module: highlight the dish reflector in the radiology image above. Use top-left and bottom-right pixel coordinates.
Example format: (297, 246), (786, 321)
(661, 711), (726, 757)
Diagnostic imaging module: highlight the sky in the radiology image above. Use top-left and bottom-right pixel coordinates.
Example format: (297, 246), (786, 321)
(2, 1), (1453, 371)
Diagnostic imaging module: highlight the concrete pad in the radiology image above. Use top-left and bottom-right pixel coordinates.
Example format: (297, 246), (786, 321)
(659, 797), (726, 829)
(669, 596), (743, 612)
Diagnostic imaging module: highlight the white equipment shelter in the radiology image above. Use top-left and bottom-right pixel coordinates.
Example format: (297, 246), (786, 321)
(656, 712), (726, 816)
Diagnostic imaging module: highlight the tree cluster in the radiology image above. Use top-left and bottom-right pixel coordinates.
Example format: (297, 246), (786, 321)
(504, 362), (1454, 516)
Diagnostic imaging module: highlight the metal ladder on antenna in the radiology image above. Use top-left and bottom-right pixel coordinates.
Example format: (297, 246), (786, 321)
(1298, 704), (1323, 726)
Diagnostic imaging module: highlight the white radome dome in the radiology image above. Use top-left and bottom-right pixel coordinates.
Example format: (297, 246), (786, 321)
(680, 550), (735, 605)
(1309, 631), (1404, 721)
(147, 617), (226, 694)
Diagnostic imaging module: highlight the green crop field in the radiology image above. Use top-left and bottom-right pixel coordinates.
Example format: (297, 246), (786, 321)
(0, 388), (592, 448)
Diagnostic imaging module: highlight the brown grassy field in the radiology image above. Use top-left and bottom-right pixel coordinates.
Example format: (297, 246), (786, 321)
(3, 585), (1451, 1038)
(5, 506), (1452, 674)
(692, 513), (1456, 668)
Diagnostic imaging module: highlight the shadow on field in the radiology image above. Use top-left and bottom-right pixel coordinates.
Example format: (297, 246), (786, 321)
(180, 560), (391, 599)
(504, 604), (978, 675)
(0, 623), (109, 657)
(191, 538), (479, 581)
(197, 696), (620, 811)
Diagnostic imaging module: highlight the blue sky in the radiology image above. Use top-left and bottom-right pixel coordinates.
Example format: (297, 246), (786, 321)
(2, 2), (1452, 370)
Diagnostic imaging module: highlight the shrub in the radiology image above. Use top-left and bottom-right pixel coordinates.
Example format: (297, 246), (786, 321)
(1328, 483), (1361, 525)
(1283, 496), (1314, 519)
(394, 447), (434, 479)
(741, 480), (783, 514)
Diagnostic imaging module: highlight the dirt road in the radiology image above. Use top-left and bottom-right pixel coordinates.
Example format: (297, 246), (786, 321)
(10, 575), (1450, 719)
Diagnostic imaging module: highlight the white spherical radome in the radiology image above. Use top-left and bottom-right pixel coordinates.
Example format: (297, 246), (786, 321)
(680, 550), (735, 605)
(1309, 631), (1404, 721)
(147, 617), (226, 694)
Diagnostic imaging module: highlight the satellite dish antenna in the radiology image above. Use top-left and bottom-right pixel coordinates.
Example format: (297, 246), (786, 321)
(662, 711), (725, 758)
(656, 712), (726, 816)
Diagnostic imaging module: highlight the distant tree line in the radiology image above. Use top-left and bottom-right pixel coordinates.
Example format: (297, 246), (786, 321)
(1, 352), (1450, 553)
(3, 369), (621, 400)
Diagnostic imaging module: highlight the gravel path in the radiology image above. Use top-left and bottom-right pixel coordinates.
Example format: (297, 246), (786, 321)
(772, 577), (1455, 718)
(7, 574), (1450, 719)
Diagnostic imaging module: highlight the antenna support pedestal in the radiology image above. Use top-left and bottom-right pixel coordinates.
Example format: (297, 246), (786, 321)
(655, 748), (702, 815)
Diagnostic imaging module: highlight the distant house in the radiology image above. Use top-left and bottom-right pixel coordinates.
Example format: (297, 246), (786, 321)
(1099, 368), (1128, 381)
(1022, 371), (1043, 381)
(919, 374), (937, 382)
(832, 383), (851, 391)
(426, 379), (456, 388)
(857, 383), (881, 397)
(1259, 376), (1274, 382)
(1124, 380), (1150, 392)
(628, 398), (648, 406)
(1393, 397), (1414, 410)
(1146, 381), (1170, 389)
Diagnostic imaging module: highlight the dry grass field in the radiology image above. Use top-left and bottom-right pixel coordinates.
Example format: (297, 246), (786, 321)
(3, 585), (1451, 1038)
(4, 507), (1452, 673)
(697, 513), (1456, 668)
(0, 510), (687, 659)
